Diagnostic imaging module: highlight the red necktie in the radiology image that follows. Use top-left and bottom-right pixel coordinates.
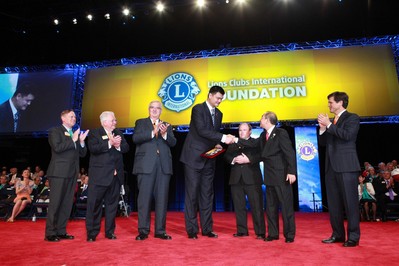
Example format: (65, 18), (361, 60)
(266, 132), (270, 141)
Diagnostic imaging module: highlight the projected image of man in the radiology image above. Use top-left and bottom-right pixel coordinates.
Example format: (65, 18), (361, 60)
(0, 82), (36, 133)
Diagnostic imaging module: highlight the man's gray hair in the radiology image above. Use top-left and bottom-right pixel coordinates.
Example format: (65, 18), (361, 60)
(99, 111), (115, 123)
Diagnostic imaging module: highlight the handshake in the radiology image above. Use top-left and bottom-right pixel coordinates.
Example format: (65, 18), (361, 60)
(224, 134), (237, 145)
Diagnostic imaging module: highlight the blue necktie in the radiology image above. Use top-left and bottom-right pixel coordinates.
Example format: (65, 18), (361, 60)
(13, 112), (19, 132)
(211, 108), (215, 126)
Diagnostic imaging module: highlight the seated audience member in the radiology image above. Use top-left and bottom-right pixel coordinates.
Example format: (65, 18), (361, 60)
(36, 179), (50, 214)
(367, 167), (379, 183)
(8, 167), (18, 186)
(32, 176), (42, 198)
(358, 174), (377, 221)
(392, 160), (398, 169)
(373, 170), (399, 222)
(0, 174), (9, 199)
(77, 175), (89, 204)
(32, 165), (42, 180)
(7, 169), (34, 222)
(377, 162), (386, 178)
(391, 168), (399, 182)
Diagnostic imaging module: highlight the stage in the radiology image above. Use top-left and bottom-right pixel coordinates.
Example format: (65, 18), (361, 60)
(2, 212), (397, 265)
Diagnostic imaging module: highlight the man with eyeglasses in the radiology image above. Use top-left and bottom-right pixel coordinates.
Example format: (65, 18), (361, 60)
(133, 100), (176, 241)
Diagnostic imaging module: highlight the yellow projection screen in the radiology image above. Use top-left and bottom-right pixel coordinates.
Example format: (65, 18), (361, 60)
(81, 45), (399, 128)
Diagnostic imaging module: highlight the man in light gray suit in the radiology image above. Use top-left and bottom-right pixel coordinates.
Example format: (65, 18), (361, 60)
(133, 100), (176, 240)
(318, 91), (361, 247)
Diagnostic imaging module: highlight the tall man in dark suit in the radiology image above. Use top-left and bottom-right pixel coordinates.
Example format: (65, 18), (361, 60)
(318, 91), (361, 247)
(45, 109), (88, 242)
(180, 86), (235, 239)
(224, 123), (266, 239)
(133, 100), (177, 241)
(239, 111), (297, 243)
(0, 82), (36, 133)
(86, 111), (129, 242)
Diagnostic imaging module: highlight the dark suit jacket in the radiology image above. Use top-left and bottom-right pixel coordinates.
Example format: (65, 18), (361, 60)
(88, 127), (129, 186)
(318, 111), (360, 173)
(47, 126), (87, 178)
(0, 100), (13, 132)
(239, 127), (297, 186)
(180, 102), (223, 169)
(132, 118), (176, 175)
(224, 137), (262, 185)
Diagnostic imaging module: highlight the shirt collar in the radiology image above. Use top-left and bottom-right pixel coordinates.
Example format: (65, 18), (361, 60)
(9, 99), (17, 115)
(205, 101), (214, 112)
(337, 109), (346, 118)
(267, 125), (276, 135)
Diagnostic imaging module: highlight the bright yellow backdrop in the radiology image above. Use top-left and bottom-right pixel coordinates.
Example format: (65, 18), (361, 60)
(81, 45), (399, 128)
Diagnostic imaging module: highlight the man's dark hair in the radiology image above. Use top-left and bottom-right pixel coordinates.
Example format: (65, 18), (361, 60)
(263, 111), (278, 125)
(328, 91), (349, 109)
(12, 82), (37, 98)
(209, 85), (225, 96)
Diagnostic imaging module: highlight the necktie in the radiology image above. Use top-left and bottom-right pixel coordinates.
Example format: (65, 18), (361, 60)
(153, 122), (158, 138)
(266, 131), (270, 141)
(333, 116), (338, 125)
(389, 188), (395, 200)
(68, 129), (73, 138)
(13, 112), (19, 132)
(211, 108), (215, 126)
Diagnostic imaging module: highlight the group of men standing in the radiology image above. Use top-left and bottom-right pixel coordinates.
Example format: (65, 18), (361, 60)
(43, 86), (361, 248)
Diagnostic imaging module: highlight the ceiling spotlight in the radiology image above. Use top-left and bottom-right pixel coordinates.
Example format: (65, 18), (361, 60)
(237, 0), (246, 4)
(123, 8), (130, 16)
(156, 2), (165, 12)
(87, 14), (93, 21)
(196, 0), (206, 8)
(54, 19), (59, 25)
(226, 0), (229, 3)
(72, 18), (77, 24)
(104, 13), (111, 20)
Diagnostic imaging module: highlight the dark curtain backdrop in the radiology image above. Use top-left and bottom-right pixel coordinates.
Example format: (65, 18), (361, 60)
(1, 123), (398, 212)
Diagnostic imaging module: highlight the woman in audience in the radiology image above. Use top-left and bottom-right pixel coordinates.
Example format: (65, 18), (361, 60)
(358, 174), (377, 221)
(7, 169), (34, 222)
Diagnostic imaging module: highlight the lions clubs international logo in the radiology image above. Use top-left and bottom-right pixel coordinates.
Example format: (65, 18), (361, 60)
(297, 141), (318, 161)
(158, 72), (200, 112)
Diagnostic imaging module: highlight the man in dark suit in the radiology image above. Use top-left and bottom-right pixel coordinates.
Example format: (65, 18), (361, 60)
(133, 100), (177, 241)
(240, 111), (297, 243)
(180, 86), (235, 239)
(318, 91), (361, 247)
(0, 82), (36, 133)
(86, 111), (129, 242)
(45, 109), (88, 242)
(224, 123), (266, 239)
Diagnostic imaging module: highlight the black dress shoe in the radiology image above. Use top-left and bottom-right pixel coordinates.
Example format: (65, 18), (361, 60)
(321, 236), (345, 244)
(188, 233), (198, 239)
(106, 234), (117, 240)
(285, 238), (294, 243)
(135, 234), (148, 241)
(233, 233), (249, 237)
(57, 234), (74, 240)
(202, 231), (218, 238)
(343, 240), (359, 247)
(44, 235), (60, 242)
(256, 234), (265, 240)
(87, 237), (96, 242)
(264, 236), (279, 242)
(155, 233), (172, 240)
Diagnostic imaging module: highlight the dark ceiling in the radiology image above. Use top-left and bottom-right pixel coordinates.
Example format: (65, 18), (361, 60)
(1, 0), (398, 67)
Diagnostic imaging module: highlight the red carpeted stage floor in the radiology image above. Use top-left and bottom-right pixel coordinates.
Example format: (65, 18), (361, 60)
(2, 212), (397, 265)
